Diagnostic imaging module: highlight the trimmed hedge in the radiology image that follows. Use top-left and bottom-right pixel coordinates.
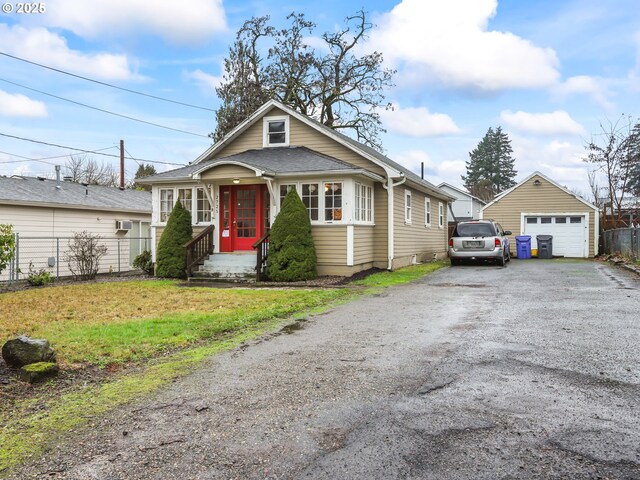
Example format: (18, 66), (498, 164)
(155, 201), (193, 279)
(266, 188), (317, 281)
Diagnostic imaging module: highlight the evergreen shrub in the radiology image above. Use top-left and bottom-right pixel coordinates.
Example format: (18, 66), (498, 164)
(155, 201), (193, 278)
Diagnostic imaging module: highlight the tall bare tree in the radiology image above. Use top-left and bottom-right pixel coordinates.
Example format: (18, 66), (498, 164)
(212, 10), (395, 151)
(584, 116), (640, 226)
(64, 154), (119, 186)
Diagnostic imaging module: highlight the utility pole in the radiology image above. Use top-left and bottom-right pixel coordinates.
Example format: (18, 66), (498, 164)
(120, 139), (125, 189)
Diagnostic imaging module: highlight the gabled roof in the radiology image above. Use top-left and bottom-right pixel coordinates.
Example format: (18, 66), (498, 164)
(171, 99), (454, 201)
(140, 147), (363, 183)
(481, 171), (598, 212)
(0, 175), (152, 213)
(437, 182), (486, 205)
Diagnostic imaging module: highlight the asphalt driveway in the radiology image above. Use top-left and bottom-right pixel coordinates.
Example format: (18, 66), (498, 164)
(10, 260), (640, 479)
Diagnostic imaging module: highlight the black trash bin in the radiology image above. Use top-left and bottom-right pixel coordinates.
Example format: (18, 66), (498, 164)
(536, 235), (553, 259)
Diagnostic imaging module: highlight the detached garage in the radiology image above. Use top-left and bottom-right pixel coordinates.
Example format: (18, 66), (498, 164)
(480, 172), (599, 258)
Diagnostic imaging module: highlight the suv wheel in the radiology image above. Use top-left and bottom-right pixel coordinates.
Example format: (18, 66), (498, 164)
(496, 253), (505, 267)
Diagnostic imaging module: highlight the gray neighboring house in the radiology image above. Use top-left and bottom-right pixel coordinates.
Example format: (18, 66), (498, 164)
(437, 183), (486, 221)
(0, 174), (152, 280)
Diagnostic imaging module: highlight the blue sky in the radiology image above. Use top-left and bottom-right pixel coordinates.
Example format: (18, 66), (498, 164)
(1, 0), (639, 198)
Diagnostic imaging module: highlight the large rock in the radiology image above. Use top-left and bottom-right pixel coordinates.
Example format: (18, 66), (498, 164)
(1, 336), (56, 368)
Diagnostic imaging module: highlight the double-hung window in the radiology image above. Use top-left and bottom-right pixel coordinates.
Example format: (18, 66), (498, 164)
(438, 202), (444, 228)
(425, 197), (431, 227)
(160, 189), (174, 222)
(324, 182), (342, 221)
(405, 190), (412, 224)
(279, 184), (297, 207)
(355, 182), (373, 223)
(264, 116), (289, 147)
(177, 188), (193, 217)
(301, 183), (319, 221)
(196, 188), (211, 223)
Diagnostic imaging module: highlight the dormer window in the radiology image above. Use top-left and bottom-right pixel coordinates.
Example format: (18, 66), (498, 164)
(263, 116), (289, 147)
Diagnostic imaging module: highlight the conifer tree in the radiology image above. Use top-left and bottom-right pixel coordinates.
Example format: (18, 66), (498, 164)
(155, 201), (193, 279)
(266, 188), (317, 282)
(462, 126), (517, 201)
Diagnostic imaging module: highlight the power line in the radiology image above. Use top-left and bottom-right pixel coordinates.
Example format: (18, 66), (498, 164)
(0, 51), (217, 112)
(0, 132), (187, 166)
(0, 78), (210, 138)
(0, 146), (118, 164)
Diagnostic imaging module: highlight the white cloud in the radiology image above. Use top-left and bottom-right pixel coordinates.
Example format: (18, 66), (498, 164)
(381, 105), (461, 137)
(0, 89), (48, 117)
(183, 69), (222, 95)
(370, 0), (560, 92)
(500, 110), (585, 136)
(0, 24), (137, 80)
(554, 75), (613, 109)
(38, 0), (226, 44)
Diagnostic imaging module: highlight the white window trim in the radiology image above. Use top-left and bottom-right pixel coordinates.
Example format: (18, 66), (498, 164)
(263, 115), (290, 147)
(195, 186), (213, 225)
(425, 197), (431, 227)
(157, 186), (214, 226)
(438, 202), (444, 229)
(404, 189), (412, 225)
(276, 180), (348, 225)
(354, 181), (374, 225)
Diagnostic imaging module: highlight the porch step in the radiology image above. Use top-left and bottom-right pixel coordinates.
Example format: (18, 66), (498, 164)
(195, 252), (256, 281)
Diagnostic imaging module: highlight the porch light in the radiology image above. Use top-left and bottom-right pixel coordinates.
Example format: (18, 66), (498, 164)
(533, 179), (541, 186)
(308, 184), (316, 193)
(232, 178), (240, 184)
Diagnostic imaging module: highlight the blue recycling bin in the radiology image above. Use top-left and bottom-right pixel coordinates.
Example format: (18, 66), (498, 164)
(515, 235), (532, 259)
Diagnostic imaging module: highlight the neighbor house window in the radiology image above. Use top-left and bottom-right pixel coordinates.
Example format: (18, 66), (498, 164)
(438, 202), (444, 228)
(279, 184), (297, 207)
(263, 116), (289, 147)
(160, 189), (174, 222)
(196, 187), (211, 223)
(177, 188), (193, 216)
(405, 190), (412, 224)
(425, 197), (431, 226)
(301, 183), (319, 221)
(355, 182), (373, 222)
(324, 182), (343, 221)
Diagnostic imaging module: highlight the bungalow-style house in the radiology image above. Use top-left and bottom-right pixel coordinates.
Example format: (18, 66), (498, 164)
(0, 171), (152, 281)
(140, 100), (454, 278)
(437, 183), (486, 222)
(481, 172), (599, 258)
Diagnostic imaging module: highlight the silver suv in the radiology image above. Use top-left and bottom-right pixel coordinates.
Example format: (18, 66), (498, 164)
(448, 220), (511, 266)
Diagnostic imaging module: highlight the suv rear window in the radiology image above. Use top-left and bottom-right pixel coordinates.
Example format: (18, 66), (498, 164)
(453, 223), (496, 237)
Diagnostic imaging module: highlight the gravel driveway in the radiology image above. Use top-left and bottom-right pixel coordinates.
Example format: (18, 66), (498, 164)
(9, 260), (640, 479)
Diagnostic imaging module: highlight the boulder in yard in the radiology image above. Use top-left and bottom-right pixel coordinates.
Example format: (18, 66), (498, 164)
(1, 335), (56, 368)
(18, 362), (59, 383)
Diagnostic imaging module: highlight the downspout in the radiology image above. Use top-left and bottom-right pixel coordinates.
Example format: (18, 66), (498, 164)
(382, 173), (406, 270)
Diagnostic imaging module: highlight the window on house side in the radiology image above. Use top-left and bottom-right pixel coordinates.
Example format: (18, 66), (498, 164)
(177, 188), (193, 215)
(279, 184), (296, 207)
(425, 197), (431, 226)
(301, 183), (319, 221)
(405, 190), (412, 224)
(355, 183), (373, 222)
(160, 189), (174, 223)
(196, 188), (211, 223)
(438, 202), (444, 228)
(324, 182), (343, 221)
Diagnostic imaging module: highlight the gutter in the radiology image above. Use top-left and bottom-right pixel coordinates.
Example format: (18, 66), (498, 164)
(382, 173), (406, 270)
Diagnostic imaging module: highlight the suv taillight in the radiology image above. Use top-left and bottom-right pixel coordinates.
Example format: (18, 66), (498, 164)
(495, 238), (501, 247)
(449, 238), (453, 247)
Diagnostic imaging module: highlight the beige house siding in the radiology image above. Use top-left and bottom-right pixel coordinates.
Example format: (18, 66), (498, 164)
(215, 107), (386, 177)
(393, 186), (448, 268)
(353, 225), (374, 265)
(200, 164), (257, 181)
(482, 174), (596, 257)
(311, 225), (347, 275)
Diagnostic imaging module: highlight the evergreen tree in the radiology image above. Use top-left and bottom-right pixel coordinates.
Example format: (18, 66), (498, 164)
(155, 201), (193, 279)
(133, 163), (157, 191)
(462, 126), (517, 202)
(266, 188), (317, 282)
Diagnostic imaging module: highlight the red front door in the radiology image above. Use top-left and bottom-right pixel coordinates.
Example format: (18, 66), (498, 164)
(220, 185), (267, 252)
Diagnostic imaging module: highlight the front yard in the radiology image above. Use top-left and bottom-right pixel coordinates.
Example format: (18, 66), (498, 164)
(0, 262), (446, 474)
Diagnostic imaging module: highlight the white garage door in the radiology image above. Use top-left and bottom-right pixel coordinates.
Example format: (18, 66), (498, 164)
(524, 215), (587, 258)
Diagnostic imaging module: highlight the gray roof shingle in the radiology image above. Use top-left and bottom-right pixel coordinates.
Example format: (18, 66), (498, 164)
(140, 146), (360, 182)
(0, 176), (152, 213)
